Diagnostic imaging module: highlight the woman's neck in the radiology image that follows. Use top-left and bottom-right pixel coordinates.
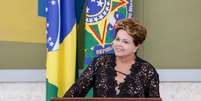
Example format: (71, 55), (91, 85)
(116, 54), (136, 65)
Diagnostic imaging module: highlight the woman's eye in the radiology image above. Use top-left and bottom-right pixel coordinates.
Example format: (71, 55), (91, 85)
(122, 40), (129, 44)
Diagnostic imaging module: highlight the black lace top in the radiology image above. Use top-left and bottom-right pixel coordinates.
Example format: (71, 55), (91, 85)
(64, 54), (160, 97)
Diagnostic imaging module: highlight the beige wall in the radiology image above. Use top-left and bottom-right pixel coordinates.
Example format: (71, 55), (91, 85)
(0, 0), (46, 69)
(135, 0), (201, 69)
(0, 0), (46, 43)
(0, 41), (46, 69)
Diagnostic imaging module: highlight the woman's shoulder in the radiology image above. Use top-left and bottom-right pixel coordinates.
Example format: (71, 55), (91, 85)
(86, 54), (115, 71)
(91, 54), (115, 67)
(136, 57), (158, 76)
(95, 53), (115, 61)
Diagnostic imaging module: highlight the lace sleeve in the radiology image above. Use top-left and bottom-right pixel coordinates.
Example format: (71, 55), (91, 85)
(146, 68), (160, 97)
(64, 58), (98, 97)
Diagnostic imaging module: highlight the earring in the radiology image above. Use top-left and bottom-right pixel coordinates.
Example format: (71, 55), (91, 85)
(133, 48), (138, 53)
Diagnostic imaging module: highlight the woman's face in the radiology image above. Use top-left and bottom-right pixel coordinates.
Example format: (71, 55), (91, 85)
(112, 30), (139, 57)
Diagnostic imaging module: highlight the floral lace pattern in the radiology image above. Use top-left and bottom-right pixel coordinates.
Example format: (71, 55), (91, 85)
(64, 54), (160, 97)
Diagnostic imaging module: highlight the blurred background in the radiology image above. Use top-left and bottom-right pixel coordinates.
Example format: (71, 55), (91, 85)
(0, 0), (201, 101)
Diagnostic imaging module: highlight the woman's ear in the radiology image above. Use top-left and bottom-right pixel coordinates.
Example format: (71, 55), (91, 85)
(137, 44), (141, 48)
(133, 44), (141, 53)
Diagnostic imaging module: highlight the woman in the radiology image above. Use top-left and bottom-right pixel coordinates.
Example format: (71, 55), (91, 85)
(64, 18), (160, 97)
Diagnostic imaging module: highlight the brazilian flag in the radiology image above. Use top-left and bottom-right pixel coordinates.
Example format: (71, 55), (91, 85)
(46, 0), (77, 101)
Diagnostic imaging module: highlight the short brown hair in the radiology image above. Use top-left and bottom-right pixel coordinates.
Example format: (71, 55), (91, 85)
(115, 18), (147, 46)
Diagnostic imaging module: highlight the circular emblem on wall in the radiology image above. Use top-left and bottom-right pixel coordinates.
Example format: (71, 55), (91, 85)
(86, 0), (111, 23)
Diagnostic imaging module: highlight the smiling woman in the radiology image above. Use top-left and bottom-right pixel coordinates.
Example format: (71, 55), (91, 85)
(64, 18), (160, 98)
(0, 0), (46, 43)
